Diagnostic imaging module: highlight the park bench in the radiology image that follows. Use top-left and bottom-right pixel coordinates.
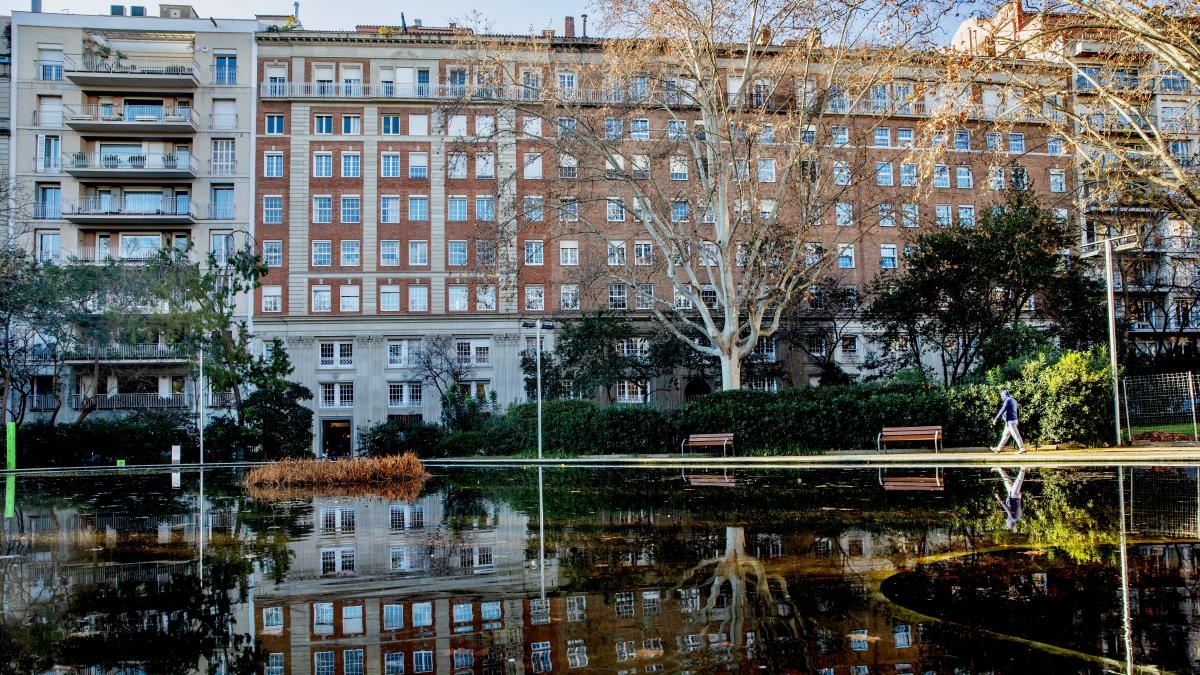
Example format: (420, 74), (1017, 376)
(681, 432), (735, 458)
(877, 425), (943, 454)
(879, 468), (945, 491)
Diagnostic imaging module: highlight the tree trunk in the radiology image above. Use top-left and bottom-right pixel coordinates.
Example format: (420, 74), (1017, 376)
(719, 345), (742, 391)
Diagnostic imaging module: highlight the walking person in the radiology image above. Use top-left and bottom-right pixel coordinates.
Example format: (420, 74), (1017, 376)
(995, 466), (1027, 529)
(992, 389), (1026, 454)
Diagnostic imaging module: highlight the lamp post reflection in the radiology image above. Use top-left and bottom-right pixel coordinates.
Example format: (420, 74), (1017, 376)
(1118, 466), (1133, 675)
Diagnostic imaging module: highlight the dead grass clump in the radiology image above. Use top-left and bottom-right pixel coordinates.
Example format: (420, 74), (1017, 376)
(245, 480), (426, 503)
(242, 453), (430, 492)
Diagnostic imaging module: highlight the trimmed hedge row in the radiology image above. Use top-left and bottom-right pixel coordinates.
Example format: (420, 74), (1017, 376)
(358, 348), (1113, 457)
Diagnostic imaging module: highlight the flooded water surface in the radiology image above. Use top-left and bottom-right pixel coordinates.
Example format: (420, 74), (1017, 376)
(1, 465), (1197, 674)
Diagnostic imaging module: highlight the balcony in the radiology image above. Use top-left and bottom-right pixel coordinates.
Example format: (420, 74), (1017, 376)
(259, 81), (698, 106)
(63, 152), (198, 180)
(69, 393), (189, 410)
(62, 246), (195, 265)
(63, 343), (192, 363)
(61, 197), (198, 225)
(64, 104), (197, 134)
(62, 54), (200, 88)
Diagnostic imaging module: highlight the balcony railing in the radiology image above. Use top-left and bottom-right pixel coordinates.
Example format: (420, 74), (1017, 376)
(64, 246), (194, 264)
(207, 204), (236, 220)
(64, 343), (192, 361)
(62, 53), (200, 77)
(64, 104), (196, 125)
(29, 394), (59, 411)
(63, 152), (198, 173)
(61, 197), (198, 218)
(33, 203), (62, 219)
(70, 393), (189, 410)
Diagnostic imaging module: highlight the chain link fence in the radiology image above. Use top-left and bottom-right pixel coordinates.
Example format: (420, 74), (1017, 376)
(1121, 371), (1200, 445)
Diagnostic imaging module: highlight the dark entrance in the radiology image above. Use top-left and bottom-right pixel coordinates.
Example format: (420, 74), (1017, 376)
(321, 419), (352, 457)
(684, 378), (712, 401)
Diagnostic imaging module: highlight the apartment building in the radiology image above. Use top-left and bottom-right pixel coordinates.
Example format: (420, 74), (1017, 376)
(252, 22), (1070, 454)
(10, 4), (259, 421)
(954, 0), (1200, 363)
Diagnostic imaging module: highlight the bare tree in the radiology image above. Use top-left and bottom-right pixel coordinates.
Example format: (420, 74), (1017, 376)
(445, 0), (955, 390)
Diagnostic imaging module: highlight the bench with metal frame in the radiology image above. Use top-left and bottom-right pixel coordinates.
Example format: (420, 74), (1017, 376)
(877, 425), (943, 454)
(878, 468), (945, 491)
(681, 432), (735, 458)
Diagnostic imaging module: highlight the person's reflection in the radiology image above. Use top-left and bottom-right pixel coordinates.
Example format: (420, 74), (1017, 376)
(994, 467), (1027, 529)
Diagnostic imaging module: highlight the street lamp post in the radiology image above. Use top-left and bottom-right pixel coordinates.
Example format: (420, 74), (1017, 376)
(1083, 233), (1138, 447)
(521, 321), (555, 459)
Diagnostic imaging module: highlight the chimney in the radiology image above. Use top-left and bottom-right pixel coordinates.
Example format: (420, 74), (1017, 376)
(293, 1), (299, 19)
(564, 16), (575, 38)
(110, 4), (126, 15)
(581, 13), (587, 37)
(30, 0), (41, 11)
(541, 29), (555, 38)
(413, 18), (422, 27)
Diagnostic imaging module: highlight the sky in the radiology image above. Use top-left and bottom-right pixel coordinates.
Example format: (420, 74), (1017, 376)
(0, 0), (599, 35)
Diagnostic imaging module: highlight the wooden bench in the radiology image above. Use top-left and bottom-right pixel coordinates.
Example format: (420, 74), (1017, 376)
(879, 468), (945, 491)
(681, 433), (735, 458)
(877, 425), (943, 454)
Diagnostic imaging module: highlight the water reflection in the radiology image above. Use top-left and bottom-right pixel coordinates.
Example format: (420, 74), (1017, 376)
(3, 467), (1200, 673)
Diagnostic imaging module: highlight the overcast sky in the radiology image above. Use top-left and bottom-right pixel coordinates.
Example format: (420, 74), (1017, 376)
(0, 0), (600, 35)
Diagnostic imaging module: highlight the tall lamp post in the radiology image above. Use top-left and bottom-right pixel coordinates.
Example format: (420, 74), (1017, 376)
(521, 320), (555, 459)
(1082, 232), (1139, 446)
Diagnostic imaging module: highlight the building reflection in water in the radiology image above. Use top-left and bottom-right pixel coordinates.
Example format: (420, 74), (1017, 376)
(6, 467), (1200, 672)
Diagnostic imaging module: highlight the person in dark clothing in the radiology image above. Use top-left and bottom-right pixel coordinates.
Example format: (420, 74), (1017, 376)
(992, 389), (1025, 454)
(995, 466), (1026, 530)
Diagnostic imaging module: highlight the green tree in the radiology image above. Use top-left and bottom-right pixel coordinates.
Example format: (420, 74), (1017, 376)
(239, 340), (314, 459)
(865, 190), (1106, 384)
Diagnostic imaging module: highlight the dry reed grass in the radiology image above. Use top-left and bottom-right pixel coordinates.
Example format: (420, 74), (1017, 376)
(245, 480), (426, 503)
(241, 454), (430, 498)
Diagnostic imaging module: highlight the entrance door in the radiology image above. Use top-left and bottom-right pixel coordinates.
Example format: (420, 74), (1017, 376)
(322, 419), (352, 458)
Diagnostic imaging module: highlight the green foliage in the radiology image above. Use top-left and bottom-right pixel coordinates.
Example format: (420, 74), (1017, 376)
(438, 430), (491, 457)
(240, 381), (314, 459)
(590, 405), (674, 454)
(1027, 348), (1114, 445)
(440, 386), (496, 432)
(19, 409), (197, 467)
(357, 419), (444, 457)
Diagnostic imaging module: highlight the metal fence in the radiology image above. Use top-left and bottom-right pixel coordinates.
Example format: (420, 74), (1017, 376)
(1121, 371), (1200, 444)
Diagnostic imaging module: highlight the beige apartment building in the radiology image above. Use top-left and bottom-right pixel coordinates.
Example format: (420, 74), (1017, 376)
(10, 4), (260, 420)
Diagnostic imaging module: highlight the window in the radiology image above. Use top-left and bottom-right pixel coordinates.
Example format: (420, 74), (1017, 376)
(381, 114), (401, 135)
(412, 602), (433, 627)
(957, 204), (976, 226)
(607, 198), (626, 222)
(476, 115), (495, 135)
(408, 286), (429, 311)
(954, 129), (970, 150)
(879, 203), (896, 228)
(447, 114), (467, 136)
(560, 241), (579, 265)
(414, 651), (433, 674)
(447, 152), (467, 179)
(609, 284), (628, 310)
(408, 197), (428, 221)
(447, 196), (468, 222)
(476, 285), (496, 311)
(667, 118), (687, 141)
(559, 196), (579, 222)
(214, 54), (237, 84)
(335, 240), (361, 269)
(448, 240), (468, 266)
(476, 153), (495, 179)
(557, 116), (577, 137)
(1012, 166), (1029, 190)
(342, 115), (361, 135)
(409, 114), (429, 135)
(409, 153), (428, 179)
(380, 285), (400, 311)
(873, 127), (892, 147)
(315, 653), (334, 675)
(838, 244), (855, 268)
(266, 114), (284, 134)
(341, 196), (361, 224)
(309, 285), (332, 313)
(1049, 169), (1066, 192)
(384, 653), (403, 675)
(523, 153), (543, 179)
(632, 155), (650, 179)
(604, 117), (623, 139)
(476, 240), (496, 266)
(881, 244), (898, 269)
(631, 118), (650, 140)
(635, 241), (654, 265)
(476, 197), (495, 221)
(902, 203), (919, 228)
(835, 202), (853, 227)
(832, 126), (849, 146)
(561, 284), (580, 310)
(262, 196), (283, 224)
(522, 116), (542, 137)
(1008, 133), (1025, 153)
(379, 241), (401, 267)
(314, 115), (333, 134)
(955, 166), (973, 189)
(935, 204), (953, 227)
(986, 131), (1001, 150)
(409, 240), (429, 265)
(449, 285), (469, 312)
(608, 241), (627, 265)
(455, 339), (491, 365)
(381, 196), (400, 223)
(264, 152), (283, 177)
(261, 240), (283, 268)
(1047, 136), (1064, 155)
(341, 153), (361, 178)
(616, 380), (647, 403)
(312, 240), (332, 267)
(876, 162), (894, 186)
(989, 166), (1006, 190)
(758, 158), (776, 182)
(524, 240), (544, 265)
(379, 153), (400, 178)
(313, 153), (332, 177)
(933, 164), (950, 188)
(897, 127), (914, 147)
(525, 285), (545, 311)
(671, 200), (689, 222)
(313, 196), (333, 223)
(387, 340), (420, 366)
(834, 162), (850, 185)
